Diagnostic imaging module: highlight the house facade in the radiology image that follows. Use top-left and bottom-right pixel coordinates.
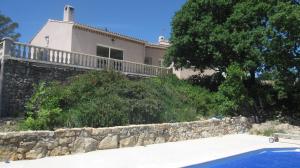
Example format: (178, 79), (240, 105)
(30, 5), (170, 67)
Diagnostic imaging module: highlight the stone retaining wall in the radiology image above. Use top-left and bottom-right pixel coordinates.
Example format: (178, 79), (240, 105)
(0, 59), (87, 117)
(0, 117), (252, 161)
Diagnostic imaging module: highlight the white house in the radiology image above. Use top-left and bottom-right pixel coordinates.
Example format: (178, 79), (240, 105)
(27, 5), (215, 79)
(30, 5), (170, 67)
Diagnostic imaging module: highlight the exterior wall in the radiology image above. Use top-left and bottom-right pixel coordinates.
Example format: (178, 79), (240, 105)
(71, 27), (146, 64)
(173, 68), (216, 80)
(0, 58), (4, 118)
(0, 117), (252, 161)
(29, 20), (168, 67)
(0, 59), (87, 117)
(145, 46), (166, 66)
(30, 20), (73, 51)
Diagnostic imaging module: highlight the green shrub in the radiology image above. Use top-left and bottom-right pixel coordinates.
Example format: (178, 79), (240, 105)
(213, 64), (253, 116)
(22, 70), (214, 130)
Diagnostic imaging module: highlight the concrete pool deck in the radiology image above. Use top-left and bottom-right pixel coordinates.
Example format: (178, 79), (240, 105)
(1, 134), (299, 168)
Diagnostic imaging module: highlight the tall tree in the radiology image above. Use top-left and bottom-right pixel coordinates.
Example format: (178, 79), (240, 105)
(166, 0), (300, 120)
(0, 12), (20, 40)
(166, 0), (299, 80)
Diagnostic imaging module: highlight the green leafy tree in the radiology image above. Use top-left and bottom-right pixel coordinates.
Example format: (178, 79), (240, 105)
(166, 0), (299, 82)
(0, 12), (20, 40)
(166, 0), (300, 120)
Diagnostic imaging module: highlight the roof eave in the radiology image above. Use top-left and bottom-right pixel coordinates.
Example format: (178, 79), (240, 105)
(73, 23), (147, 45)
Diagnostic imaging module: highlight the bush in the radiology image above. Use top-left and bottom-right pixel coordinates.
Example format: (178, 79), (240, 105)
(22, 70), (214, 130)
(213, 64), (253, 116)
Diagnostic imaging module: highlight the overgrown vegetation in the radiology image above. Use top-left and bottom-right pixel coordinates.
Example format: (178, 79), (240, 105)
(22, 71), (214, 130)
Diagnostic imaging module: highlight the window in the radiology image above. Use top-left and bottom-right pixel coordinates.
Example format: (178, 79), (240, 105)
(96, 45), (124, 69)
(96, 46), (123, 60)
(96, 46), (109, 58)
(110, 48), (123, 60)
(144, 57), (152, 65)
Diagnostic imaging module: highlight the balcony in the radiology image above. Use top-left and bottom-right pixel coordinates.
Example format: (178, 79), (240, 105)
(0, 38), (172, 77)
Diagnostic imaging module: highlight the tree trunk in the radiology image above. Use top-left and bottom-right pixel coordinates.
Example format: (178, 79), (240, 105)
(249, 70), (256, 85)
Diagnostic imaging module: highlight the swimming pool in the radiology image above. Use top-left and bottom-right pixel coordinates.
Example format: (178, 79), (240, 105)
(185, 148), (300, 168)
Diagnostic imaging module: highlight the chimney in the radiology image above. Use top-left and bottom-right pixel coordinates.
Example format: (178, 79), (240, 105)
(158, 36), (165, 43)
(63, 5), (74, 22)
(158, 36), (170, 46)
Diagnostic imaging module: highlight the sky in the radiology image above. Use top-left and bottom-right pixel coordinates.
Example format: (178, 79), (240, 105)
(0, 0), (186, 43)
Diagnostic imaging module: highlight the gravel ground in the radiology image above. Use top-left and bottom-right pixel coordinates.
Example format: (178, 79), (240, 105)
(250, 120), (300, 136)
(0, 118), (23, 132)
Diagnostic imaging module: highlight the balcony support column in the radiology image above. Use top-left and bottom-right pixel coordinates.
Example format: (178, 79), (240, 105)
(0, 37), (14, 117)
(2, 37), (14, 58)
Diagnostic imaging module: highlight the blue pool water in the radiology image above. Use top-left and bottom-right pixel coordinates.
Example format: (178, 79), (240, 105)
(185, 148), (300, 168)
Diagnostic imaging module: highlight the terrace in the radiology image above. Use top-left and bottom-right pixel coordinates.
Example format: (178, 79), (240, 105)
(0, 38), (172, 77)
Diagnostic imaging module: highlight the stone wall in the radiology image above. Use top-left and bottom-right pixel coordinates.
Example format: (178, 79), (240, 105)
(0, 59), (87, 117)
(0, 117), (252, 161)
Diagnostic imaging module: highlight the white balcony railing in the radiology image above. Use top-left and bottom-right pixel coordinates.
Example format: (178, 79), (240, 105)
(0, 39), (172, 76)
